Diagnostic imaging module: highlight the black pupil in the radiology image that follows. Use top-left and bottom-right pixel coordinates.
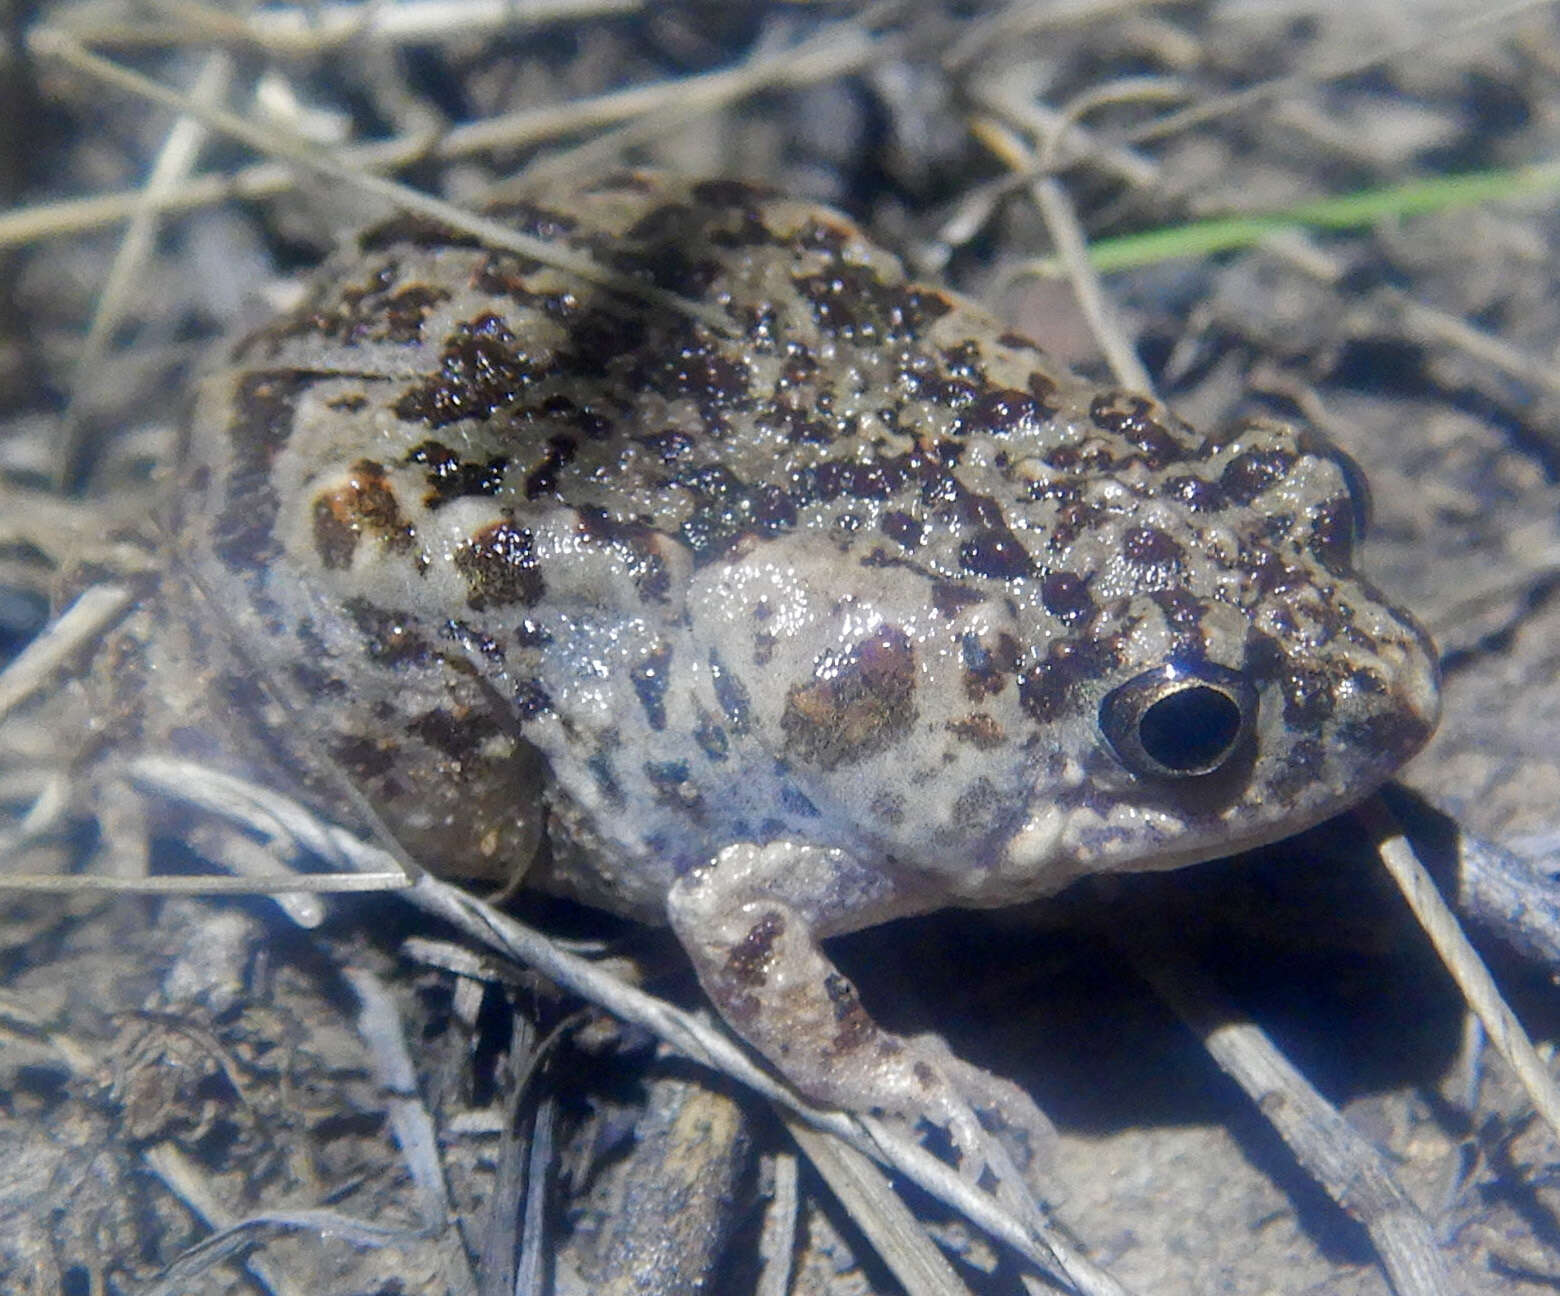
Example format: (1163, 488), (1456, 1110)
(1138, 685), (1242, 773)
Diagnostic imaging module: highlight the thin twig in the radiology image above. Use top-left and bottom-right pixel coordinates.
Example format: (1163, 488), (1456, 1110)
(143, 1142), (313, 1296)
(501, 9), (891, 191)
(1362, 797), (1560, 1148)
(27, 27), (727, 328)
(59, 0), (641, 52)
(783, 1112), (976, 1296)
(972, 116), (1156, 395)
(0, 35), (880, 252)
(1122, 0), (1554, 145)
(0, 583), (133, 725)
(56, 50), (232, 489)
(344, 967), (460, 1237)
(0, 755), (406, 895)
(756, 1149), (800, 1296)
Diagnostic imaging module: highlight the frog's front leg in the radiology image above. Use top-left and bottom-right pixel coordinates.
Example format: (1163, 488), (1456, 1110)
(667, 841), (1055, 1189)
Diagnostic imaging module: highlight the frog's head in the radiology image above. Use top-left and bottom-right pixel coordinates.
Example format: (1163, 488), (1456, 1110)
(973, 416), (1441, 898)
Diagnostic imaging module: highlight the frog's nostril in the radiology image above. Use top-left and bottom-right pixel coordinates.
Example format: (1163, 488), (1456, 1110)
(1099, 661), (1257, 779)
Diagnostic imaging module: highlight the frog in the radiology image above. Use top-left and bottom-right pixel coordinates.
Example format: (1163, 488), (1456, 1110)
(154, 170), (1438, 1191)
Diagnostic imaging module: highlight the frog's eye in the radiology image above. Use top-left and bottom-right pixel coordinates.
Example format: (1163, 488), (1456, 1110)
(1098, 661), (1258, 779)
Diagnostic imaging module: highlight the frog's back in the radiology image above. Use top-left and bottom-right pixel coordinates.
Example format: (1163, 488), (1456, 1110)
(175, 173), (1437, 921)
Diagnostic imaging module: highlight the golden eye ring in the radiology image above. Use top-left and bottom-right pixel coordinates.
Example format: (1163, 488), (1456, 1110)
(1098, 660), (1258, 780)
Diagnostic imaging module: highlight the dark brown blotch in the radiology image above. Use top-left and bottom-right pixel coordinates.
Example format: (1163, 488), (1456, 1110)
(629, 641), (674, 731)
(781, 625), (917, 771)
(693, 708), (730, 762)
(1041, 571), (1094, 623)
(358, 215), (484, 252)
(960, 630), (1019, 700)
(522, 434), (579, 500)
(691, 177), (774, 211)
(482, 198), (578, 242)
(407, 440), (510, 509)
(586, 748), (626, 808)
(408, 707), (501, 763)
(1246, 545), (1307, 596)
(807, 455), (912, 503)
(1307, 495), (1358, 576)
(947, 714), (1006, 749)
(823, 973), (875, 1055)
(708, 650), (753, 734)
(779, 784), (820, 818)
(760, 397), (839, 446)
(1123, 525), (1185, 572)
(1018, 638), (1120, 724)
(962, 388), (1047, 437)
(559, 307), (647, 372)
(637, 428), (695, 462)
(272, 263), (395, 347)
(952, 777), (1004, 834)
(676, 464), (798, 564)
(577, 508), (675, 603)
(312, 464), (384, 571)
(394, 314), (537, 428)
(1284, 666), (1336, 727)
(961, 526), (1033, 580)
(513, 678), (552, 722)
(794, 263), (952, 342)
(213, 371), (316, 575)
(1337, 709), (1434, 763)
(880, 510), (923, 550)
(1268, 737), (1325, 803)
(1150, 588), (1206, 629)
(453, 519), (544, 611)
(1221, 448), (1295, 505)
(332, 734), (398, 781)
(343, 598), (431, 667)
(927, 582), (982, 619)
(471, 251), (546, 304)
(1027, 369), (1061, 413)
(1160, 474), (1226, 512)
(647, 334), (751, 409)
(644, 760), (704, 815)
(870, 790), (905, 825)
(725, 911), (786, 987)
(381, 284), (451, 344)
(1089, 392), (1188, 468)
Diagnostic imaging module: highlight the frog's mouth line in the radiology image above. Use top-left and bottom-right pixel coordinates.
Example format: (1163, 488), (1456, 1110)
(1109, 784), (1392, 878)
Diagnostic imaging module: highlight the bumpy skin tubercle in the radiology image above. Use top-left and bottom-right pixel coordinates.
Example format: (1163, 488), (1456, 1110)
(173, 172), (1439, 1183)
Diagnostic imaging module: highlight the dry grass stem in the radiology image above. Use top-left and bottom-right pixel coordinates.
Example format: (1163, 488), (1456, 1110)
(58, 0), (642, 52)
(28, 27), (729, 327)
(782, 1114), (977, 1296)
(344, 968), (461, 1239)
(756, 1148), (800, 1296)
(0, 583), (132, 723)
(974, 117), (1156, 394)
(56, 51), (232, 487)
(1363, 799), (1560, 1146)
(1123, 0), (1555, 144)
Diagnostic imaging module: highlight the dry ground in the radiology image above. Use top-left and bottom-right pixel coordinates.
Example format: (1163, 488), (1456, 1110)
(2, 2), (1560, 1293)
